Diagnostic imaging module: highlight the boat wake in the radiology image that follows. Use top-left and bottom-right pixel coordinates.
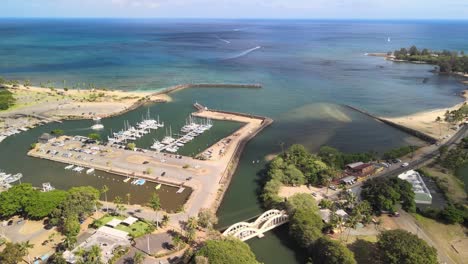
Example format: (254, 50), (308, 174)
(216, 35), (231, 44)
(224, 46), (262, 60)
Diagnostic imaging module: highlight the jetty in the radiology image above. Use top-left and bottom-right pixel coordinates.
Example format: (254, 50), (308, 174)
(343, 104), (438, 144)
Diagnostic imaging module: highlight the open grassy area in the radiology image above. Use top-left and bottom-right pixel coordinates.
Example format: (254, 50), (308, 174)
(420, 165), (466, 203)
(348, 239), (379, 264)
(92, 215), (153, 238)
(413, 213), (468, 264)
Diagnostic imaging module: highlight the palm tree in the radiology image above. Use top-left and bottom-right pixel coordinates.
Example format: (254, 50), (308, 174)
(345, 215), (359, 242)
(114, 196), (124, 215)
(133, 251), (145, 264)
(126, 193), (131, 205)
(101, 185), (109, 212)
(148, 192), (161, 228)
(186, 217), (198, 231)
(87, 245), (102, 263)
(19, 241), (34, 264)
(172, 234), (183, 250)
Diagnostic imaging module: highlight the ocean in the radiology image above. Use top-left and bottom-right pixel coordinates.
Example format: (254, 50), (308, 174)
(0, 19), (467, 263)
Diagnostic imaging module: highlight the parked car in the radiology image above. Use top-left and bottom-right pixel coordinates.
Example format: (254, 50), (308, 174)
(401, 162), (409, 167)
(311, 192), (317, 197)
(329, 185), (337, 191)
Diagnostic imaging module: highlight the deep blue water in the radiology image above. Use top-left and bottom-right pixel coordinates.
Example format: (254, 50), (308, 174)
(1, 19), (468, 264)
(1, 19), (467, 116)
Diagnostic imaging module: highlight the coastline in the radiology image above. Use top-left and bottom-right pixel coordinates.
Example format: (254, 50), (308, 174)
(382, 91), (467, 140)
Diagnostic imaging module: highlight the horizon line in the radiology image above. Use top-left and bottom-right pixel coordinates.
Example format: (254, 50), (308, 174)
(0, 17), (468, 21)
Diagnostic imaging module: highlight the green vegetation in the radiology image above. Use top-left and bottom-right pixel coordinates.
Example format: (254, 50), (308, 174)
(74, 244), (103, 264)
(0, 184), (68, 219)
(51, 129), (65, 136)
(382, 145), (419, 160)
(195, 238), (260, 264)
(438, 137), (468, 174)
(0, 241), (34, 264)
(87, 133), (101, 141)
(0, 88), (15, 110)
(261, 145), (336, 208)
(286, 194), (323, 248)
(318, 146), (376, 169)
(360, 177), (416, 213)
(377, 229), (438, 264)
(126, 142), (136, 150)
(392, 46), (468, 73)
(444, 104), (468, 123)
(197, 208), (218, 229)
(311, 237), (357, 264)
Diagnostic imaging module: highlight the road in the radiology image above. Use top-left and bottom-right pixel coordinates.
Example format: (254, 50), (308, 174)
(347, 124), (467, 196)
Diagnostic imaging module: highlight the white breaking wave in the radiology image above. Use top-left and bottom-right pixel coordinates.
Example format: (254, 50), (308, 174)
(225, 46), (262, 60)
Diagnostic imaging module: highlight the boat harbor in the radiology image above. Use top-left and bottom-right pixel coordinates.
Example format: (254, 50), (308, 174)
(27, 106), (272, 216)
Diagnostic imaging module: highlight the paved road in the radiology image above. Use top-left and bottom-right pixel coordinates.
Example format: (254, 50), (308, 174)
(347, 124), (467, 196)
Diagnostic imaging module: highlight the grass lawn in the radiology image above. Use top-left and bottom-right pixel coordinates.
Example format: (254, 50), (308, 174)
(413, 213), (468, 264)
(420, 166), (466, 203)
(115, 221), (151, 238)
(348, 239), (379, 264)
(93, 215), (152, 238)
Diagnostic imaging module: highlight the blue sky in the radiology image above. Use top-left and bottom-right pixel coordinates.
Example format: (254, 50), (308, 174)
(2, 0), (467, 19)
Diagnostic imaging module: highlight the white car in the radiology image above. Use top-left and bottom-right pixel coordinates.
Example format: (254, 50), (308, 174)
(401, 162), (409, 167)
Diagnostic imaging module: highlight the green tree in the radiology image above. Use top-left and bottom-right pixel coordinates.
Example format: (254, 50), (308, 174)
(198, 208), (219, 229)
(311, 237), (357, 264)
(172, 234), (183, 250)
(377, 229), (437, 264)
(0, 242), (30, 264)
(25, 190), (68, 219)
(88, 133), (101, 141)
(63, 215), (80, 249)
(148, 192), (161, 228)
(132, 251), (145, 264)
(361, 177), (415, 213)
(286, 194), (323, 248)
(0, 183), (36, 217)
(127, 143), (136, 150)
(51, 129), (64, 136)
(195, 238), (260, 264)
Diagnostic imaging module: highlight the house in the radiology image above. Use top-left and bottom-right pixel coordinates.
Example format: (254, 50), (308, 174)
(340, 176), (356, 185)
(319, 209), (349, 224)
(63, 226), (130, 263)
(121, 216), (138, 226)
(105, 218), (122, 228)
(345, 162), (375, 177)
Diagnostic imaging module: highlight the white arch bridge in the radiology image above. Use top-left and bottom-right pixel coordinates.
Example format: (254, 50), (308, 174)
(222, 209), (289, 241)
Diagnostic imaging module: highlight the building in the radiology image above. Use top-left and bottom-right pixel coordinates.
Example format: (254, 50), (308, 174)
(345, 162), (375, 177)
(63, 226), (130, 263)
(398, 170), (432, 204)
(319, 209), (349, 224)
(38, 133), (55, 144)
(340, 176), (356, 185)
(122, 216), (138, 226)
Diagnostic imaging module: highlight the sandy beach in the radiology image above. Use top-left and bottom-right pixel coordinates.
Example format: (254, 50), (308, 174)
(383, 90), (467, 140)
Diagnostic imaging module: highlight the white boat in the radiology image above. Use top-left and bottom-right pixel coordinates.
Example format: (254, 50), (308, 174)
(123, 177), (131, 183)
(73, 166), (84, 172)
(155, 183), (162, 190)
(91, 124), (104, 130)
(176, 187), (185, 194)
(65, 164), (74, 170)
(3, 173), (22, 183)
(86, 168), (95, 174)
(42, 182), (55, 192)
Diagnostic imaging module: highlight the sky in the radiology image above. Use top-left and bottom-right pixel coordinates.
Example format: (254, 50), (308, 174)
(1, 0), (467, 19)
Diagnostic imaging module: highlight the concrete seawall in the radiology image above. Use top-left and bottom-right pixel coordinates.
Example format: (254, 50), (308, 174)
(153, 83), (262, 96)
(343, 104), (438, 144)
(192, 103), (274, 211)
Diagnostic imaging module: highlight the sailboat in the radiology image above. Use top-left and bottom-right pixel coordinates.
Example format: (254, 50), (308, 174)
(387, 37), (391, 42)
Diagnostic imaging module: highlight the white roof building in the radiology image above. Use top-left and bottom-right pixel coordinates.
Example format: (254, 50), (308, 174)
(106, 218), (122, 228)
(398, 170), (432, 204)
(122, 216), (138, 226)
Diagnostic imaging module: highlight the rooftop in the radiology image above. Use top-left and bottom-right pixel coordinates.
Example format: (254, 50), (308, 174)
(398, 170), (432, 204)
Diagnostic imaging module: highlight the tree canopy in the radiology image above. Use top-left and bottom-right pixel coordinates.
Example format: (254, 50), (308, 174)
(0, 242), (31, 264)
(392, 46), (468, 74)
(311, 237), (357, 264)
(286, 194), (323, 248)
(195, 238), (260, 264)
(377, 229), (438, 264)
(0, 88), (15, 110)
(360, 177), (415, 213)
